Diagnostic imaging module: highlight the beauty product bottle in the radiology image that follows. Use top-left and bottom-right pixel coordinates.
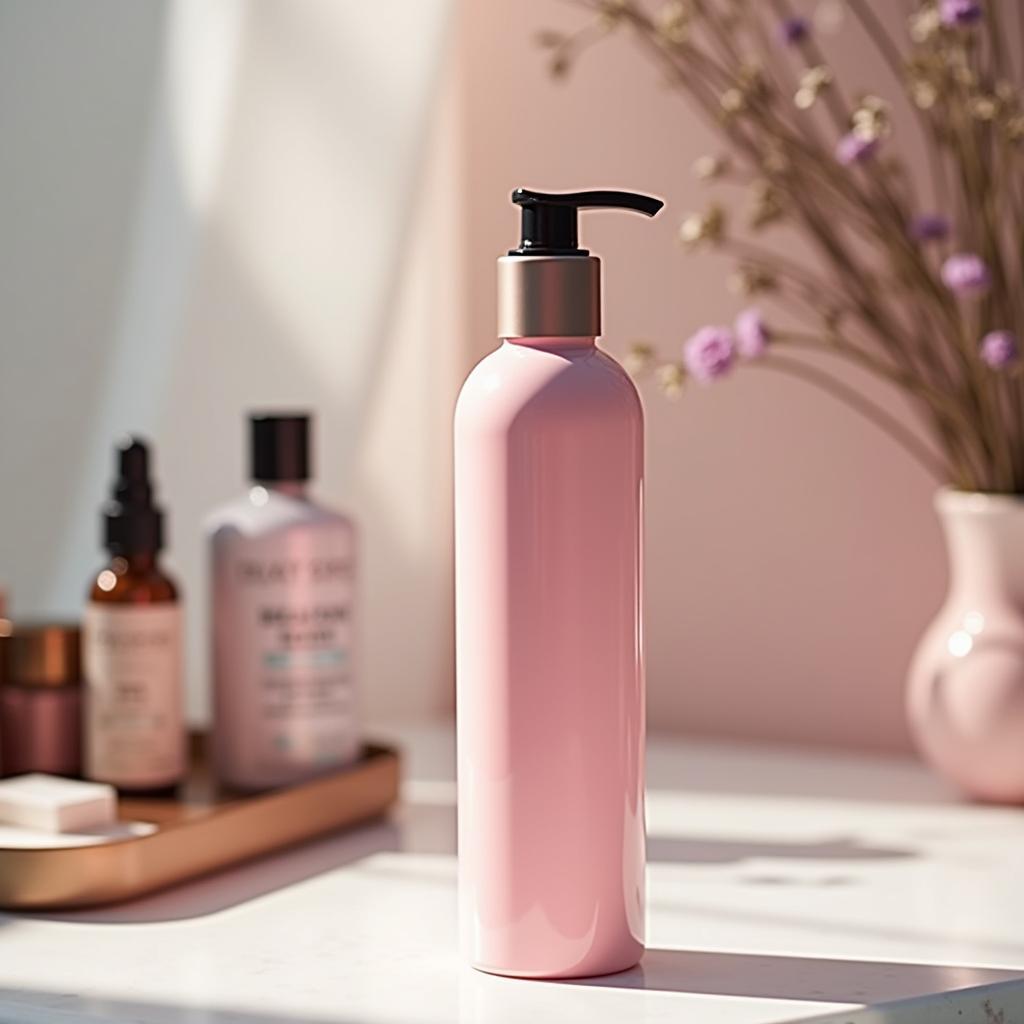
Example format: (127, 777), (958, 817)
(208, 413), (359, 792)
(83, 437), (185, 795)
(1, 623), (83, 778)
(455, 189), (662, 979)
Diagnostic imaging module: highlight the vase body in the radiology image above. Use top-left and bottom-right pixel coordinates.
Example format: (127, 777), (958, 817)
(454, 336), (646, 978)
(907, 489), (1024, 802)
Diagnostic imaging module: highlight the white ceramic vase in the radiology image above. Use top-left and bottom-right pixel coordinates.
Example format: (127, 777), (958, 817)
(907, 489), (1024, 803)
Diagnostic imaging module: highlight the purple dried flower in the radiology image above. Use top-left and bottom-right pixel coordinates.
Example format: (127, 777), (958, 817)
(980, 330), (1018, 369)
(940, 0), (983, 27)
(779, 16), (810, 44)
(941, 253), (991, 295)
(909, 213), (951, 243)
(835, 132), (878, 165)
(684, 326), (736, 383)
(734, 308), (770, 360)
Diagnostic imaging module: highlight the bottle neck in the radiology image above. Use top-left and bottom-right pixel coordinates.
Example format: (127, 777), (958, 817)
(504, 335), (596, 350)
(113, 551), (159, 572)
(940, 493), (1024, 602)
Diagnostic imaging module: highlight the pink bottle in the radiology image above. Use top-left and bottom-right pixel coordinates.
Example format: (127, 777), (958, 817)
(455, 189), (663, 978)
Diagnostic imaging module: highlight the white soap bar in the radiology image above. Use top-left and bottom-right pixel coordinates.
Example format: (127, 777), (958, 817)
(0, 774), (117, 833)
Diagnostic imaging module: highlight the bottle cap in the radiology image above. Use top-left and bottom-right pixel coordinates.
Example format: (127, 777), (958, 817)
(103, 436), (165, 556)
(250, 414), (311, 483)
(498, 188), (663, 339)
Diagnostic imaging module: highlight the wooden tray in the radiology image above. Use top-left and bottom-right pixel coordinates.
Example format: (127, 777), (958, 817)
(0, 737), (400, 911)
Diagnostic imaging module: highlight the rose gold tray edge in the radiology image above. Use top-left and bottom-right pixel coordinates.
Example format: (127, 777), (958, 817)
(0, 741), (401, 911)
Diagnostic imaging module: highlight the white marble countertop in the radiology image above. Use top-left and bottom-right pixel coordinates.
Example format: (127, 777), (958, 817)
(1, 722), (1023, 1023)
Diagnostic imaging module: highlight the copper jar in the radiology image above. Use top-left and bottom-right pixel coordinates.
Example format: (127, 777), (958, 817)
(1, 623), (82, 777)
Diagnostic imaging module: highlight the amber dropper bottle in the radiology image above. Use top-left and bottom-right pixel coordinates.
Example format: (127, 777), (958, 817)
(83, 437), (185, 796)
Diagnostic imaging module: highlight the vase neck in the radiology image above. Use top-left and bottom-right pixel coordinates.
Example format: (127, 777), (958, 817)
(939, 492), (1024, 603)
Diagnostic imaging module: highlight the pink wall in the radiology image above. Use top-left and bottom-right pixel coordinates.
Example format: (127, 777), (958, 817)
(457, 2), (945, 752)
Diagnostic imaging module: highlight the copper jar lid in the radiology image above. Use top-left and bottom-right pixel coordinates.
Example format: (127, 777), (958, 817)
(3, 623), (81, 689)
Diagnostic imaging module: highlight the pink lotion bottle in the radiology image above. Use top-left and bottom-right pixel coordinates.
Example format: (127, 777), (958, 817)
(455, 189), (663, 978)
(207, 413), (359, 792)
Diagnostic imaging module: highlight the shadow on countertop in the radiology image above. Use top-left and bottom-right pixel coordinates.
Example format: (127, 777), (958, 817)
(647, 834), (915, 864)
(562, 947), (1024, 1005)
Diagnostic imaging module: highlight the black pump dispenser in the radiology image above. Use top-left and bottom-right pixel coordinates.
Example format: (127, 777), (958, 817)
(103, 436), (165, 556)
(509, 188), (664, 256)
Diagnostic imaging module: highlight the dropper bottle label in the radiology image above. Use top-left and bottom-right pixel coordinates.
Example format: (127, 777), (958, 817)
(84, 600), (184, 788)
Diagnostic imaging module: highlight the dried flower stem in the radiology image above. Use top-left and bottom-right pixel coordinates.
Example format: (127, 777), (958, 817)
(753, 354), (950, 481)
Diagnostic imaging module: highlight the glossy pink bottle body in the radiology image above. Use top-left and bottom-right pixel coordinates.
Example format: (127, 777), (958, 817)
(454, 334), (645, 978)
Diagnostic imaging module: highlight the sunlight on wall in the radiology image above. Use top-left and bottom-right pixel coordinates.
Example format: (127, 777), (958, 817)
(0, 0), (457, 723)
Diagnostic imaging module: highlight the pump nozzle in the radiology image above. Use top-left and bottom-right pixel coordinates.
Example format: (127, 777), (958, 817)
(498, 186), (663, 338)
(510, 188), (664, 256)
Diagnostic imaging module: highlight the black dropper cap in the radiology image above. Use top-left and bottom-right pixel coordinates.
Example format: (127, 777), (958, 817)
(508, 188), (664, 256)
(250, 413), (310, 483)
(103, 436), (165, 556)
